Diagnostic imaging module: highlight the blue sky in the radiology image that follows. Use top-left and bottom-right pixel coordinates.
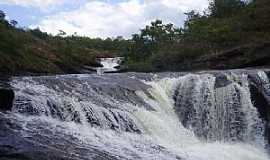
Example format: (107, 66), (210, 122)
(0, 0), (209, 38)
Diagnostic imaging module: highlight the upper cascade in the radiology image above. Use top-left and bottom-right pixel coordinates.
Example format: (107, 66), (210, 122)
(96, 57), (123, 74)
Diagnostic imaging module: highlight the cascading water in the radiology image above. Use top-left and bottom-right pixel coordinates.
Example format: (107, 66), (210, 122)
(172, 73), (264, 144)
(97, 57), (123, 74)
(0, 70), (270, 160)
(134, 73), (268, 160)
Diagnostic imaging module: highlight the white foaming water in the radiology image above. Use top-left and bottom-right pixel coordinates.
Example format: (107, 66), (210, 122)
(8, 71), (270, 160)
(135, 78), (199, 150)
(258, 71), (270, 84)
(134, 74), (269, 160)
(98, 57), (122, 73)
(14, 113), (178, 160)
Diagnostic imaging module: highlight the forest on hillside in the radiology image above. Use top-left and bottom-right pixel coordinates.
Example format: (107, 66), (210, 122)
(125, 0), (270, 71)
(0, 11), (129, 75)
(0, 0), (270, 75)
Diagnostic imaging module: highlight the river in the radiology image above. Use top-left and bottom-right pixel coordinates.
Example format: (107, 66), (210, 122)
(0, 69), (270, 160)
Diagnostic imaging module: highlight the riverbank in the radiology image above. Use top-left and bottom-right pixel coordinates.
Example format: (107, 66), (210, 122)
(121, 42), (270, 73)
(1, 0), (270, 76)
(0, 15), (125, 76)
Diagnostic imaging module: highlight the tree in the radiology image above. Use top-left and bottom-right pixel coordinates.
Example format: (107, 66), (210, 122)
(10, 20), (18, 27)
(184, 10), (202, 30)
(57, 30), (66, 37)
(0, 10), (6, 21)
(208, 0), (246, 18)
(129, 20), (181, 61)
(30, 28), (49, 40)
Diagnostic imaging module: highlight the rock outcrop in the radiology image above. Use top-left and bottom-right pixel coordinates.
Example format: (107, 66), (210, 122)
(0, 78), (14, 111)
(194, 42), (270, 70)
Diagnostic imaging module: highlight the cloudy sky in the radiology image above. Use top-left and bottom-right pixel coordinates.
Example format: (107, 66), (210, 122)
(0, 0), (209, 38)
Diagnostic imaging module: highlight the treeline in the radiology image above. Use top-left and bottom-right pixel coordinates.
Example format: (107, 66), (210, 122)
(1, 0), (270, 75)
(0, 11), (129, 75)
(124, 0), (270, 71)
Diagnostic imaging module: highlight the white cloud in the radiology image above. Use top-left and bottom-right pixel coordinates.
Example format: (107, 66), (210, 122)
(34, 0), (209, 38)
(0, 0), (67, 8)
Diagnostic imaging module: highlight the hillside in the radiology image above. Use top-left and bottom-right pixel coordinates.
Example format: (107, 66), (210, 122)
(0, 14), (129, 76)
(123, 0), (270, 72)
(1, 0), (270, 75)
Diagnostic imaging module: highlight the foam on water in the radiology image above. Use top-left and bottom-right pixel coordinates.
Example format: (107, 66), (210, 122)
(134, 74), (269, 160)
(98, 57), (122, 73)
(11, 113), (178, 160)
(4, 70), (270, 159)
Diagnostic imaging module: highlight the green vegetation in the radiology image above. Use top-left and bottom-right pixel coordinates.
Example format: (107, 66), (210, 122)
(124, 0), (270, 71)
(1, 0), (270, 75)
(0, 12), (129, 75)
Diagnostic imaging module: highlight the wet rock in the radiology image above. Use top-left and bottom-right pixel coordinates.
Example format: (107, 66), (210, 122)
(0, 113), (125, 160)
(214, 73), (232, 88)
(0, 88), (14, 111)
(0, 112), (178, 160)
(14, 96), (41, 115)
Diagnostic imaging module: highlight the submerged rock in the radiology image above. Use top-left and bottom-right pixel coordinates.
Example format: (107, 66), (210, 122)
(214, 72), (233, 88)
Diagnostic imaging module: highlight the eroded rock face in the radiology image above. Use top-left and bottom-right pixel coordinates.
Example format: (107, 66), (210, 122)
(193, 42), (270, 70)
(0, 88), (14, 111)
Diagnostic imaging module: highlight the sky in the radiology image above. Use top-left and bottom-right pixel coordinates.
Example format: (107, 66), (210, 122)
(0, 0), (209, 38)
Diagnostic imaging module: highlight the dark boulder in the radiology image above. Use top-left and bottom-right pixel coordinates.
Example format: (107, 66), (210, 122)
(214, 73), (233, 88)
(0, 88), (14, 111)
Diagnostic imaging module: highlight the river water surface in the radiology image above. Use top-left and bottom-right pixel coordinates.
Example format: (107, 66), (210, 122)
(0, 70), (270, 160)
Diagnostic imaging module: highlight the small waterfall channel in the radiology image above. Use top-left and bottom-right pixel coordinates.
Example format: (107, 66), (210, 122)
(96, 57), (123, 75)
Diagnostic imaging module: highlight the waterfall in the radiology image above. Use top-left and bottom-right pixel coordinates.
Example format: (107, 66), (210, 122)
(97, 57), (123, 73)
(171, 73), (265, 144)
(134, 72), (268, 160)
(1, 70), (270, 160)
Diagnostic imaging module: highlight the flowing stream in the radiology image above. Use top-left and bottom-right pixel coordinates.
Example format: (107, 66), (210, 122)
(97, 57), (123, 74)
(0, 70), (270, 160)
